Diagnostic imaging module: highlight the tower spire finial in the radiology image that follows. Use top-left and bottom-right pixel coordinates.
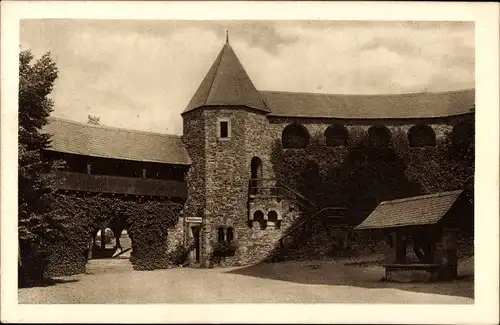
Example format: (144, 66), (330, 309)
(226, 30), (229, 43)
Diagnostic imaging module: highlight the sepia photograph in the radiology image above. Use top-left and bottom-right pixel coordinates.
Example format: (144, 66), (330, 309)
(1, 1), (499, 324)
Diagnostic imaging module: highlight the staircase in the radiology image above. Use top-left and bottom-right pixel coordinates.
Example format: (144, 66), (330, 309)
(249, 178), (349, 260)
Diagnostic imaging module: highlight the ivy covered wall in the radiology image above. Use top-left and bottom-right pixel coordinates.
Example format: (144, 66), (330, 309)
(271, 124), (474, 225)
(45, 193), (184, 276)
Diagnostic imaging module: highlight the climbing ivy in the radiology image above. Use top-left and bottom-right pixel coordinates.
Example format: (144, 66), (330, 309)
(271, 126), (474, 224)
(45, 193), (183, 275)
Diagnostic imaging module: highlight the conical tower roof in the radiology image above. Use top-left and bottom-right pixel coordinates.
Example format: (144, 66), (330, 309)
(182, 40), (269, 114)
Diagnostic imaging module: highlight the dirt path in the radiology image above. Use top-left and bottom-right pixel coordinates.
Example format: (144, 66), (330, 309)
(18, 259), (473, 304)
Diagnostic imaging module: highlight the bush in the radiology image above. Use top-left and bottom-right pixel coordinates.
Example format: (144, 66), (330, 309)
(167, 243), (192, 267)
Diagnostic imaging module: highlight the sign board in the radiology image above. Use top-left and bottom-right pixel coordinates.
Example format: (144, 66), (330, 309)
(185, 216), (203, 223)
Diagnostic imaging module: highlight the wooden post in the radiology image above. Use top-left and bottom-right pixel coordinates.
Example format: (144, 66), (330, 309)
(115, 229), (122, 251)
(386, 231), (398, 264)
(395, 231), (407, 263)
(100, 225), (106, 252)
(438, 227), (459, 280)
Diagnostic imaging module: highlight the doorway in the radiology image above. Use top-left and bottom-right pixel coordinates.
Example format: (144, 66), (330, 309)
(191, 226), (201, 263)
(250, 157), (263, 195)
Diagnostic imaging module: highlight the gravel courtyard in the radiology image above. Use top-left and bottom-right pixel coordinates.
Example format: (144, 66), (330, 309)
(18, 258), (473, 304)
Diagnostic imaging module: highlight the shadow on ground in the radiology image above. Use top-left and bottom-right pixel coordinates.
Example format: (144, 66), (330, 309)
(225, 259), (474, 299)
(19, 277), (79, 289)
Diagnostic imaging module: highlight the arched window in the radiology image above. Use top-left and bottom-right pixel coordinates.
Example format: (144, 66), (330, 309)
(250, 157), (263, 195)
(325, 124), (348, 147)
(252, 210), (266, 230)
(226, 227), (234, 243)
(268, 210), (278, 222)
(282, 123), (310, 149)
(451, 121), (474, 154)
(217, 227), (225, 243)
(268, 210), (280, 229)
(408, 124), (436, 147)
(368, 125), (392, 147)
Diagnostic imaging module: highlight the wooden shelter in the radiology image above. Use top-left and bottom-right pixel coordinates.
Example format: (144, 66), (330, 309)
(356, 190), (473, 282)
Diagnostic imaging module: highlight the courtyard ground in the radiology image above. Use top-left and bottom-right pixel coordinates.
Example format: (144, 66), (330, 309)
(18, 257), (473, 304)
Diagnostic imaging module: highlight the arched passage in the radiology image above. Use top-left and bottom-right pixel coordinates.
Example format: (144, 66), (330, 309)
(368, 125), (392, 147)
(408, 124), (436, 147)
(325, 124), (348, 147)
(282, 123), (310, 149)
(88, 216), (132, 260)
(250, 157), (263, 195)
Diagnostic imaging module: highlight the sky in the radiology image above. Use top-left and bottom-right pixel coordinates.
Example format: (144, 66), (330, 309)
(20, 20), (475, 135)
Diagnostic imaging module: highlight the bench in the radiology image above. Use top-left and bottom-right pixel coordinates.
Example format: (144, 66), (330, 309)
(384, 263), (441, 282)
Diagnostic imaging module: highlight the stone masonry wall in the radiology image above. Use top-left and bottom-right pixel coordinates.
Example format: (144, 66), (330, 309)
(198, 107), (315, 266)
(182, 106), (473, 268)
(181, 109), (206, 255)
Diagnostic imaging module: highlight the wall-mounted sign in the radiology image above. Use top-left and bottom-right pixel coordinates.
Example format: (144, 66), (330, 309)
(185, 216), (203, 223)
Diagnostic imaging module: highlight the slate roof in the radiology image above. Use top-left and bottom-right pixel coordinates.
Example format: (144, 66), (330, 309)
(183, 41), (474, 119)
(355, 190), (463, 230)
(43, 118), (191, 165)
(261, 89), (475, 119)
(182, 41), (269, 114)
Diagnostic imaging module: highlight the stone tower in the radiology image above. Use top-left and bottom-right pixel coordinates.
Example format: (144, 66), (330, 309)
(181, 39), (273, 266)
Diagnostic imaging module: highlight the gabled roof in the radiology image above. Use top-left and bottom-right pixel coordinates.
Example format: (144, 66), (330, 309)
(355, 190), (464, 230)
(261, 88), (475, 119)
(183, 41), (269, 115)
(43, 117), (191, 165)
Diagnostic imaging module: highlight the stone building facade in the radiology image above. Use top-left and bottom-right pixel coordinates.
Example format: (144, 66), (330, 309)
(178, 40), (474, 267)
(45, 39), (474, 268)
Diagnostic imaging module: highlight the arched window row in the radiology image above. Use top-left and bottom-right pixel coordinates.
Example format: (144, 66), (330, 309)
(279, 123), (470, 149)
(250, 210), (281, 230)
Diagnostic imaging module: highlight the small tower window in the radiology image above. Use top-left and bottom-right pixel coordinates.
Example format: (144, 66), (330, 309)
(220, 121), (228, 138)
(217, 118), (231, 139)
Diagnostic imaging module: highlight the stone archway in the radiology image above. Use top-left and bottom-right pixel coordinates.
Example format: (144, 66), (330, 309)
(368, 125), (392, 147)
(325, 124), (348, 147)
(408, 124), (436, 147)
(282, 123), (310, 149)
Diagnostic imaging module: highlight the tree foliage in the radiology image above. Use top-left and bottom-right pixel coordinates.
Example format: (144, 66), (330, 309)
(18, 50), (60, 284)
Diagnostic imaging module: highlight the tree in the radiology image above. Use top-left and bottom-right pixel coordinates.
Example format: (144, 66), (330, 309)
(18, 49), (60, 284)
